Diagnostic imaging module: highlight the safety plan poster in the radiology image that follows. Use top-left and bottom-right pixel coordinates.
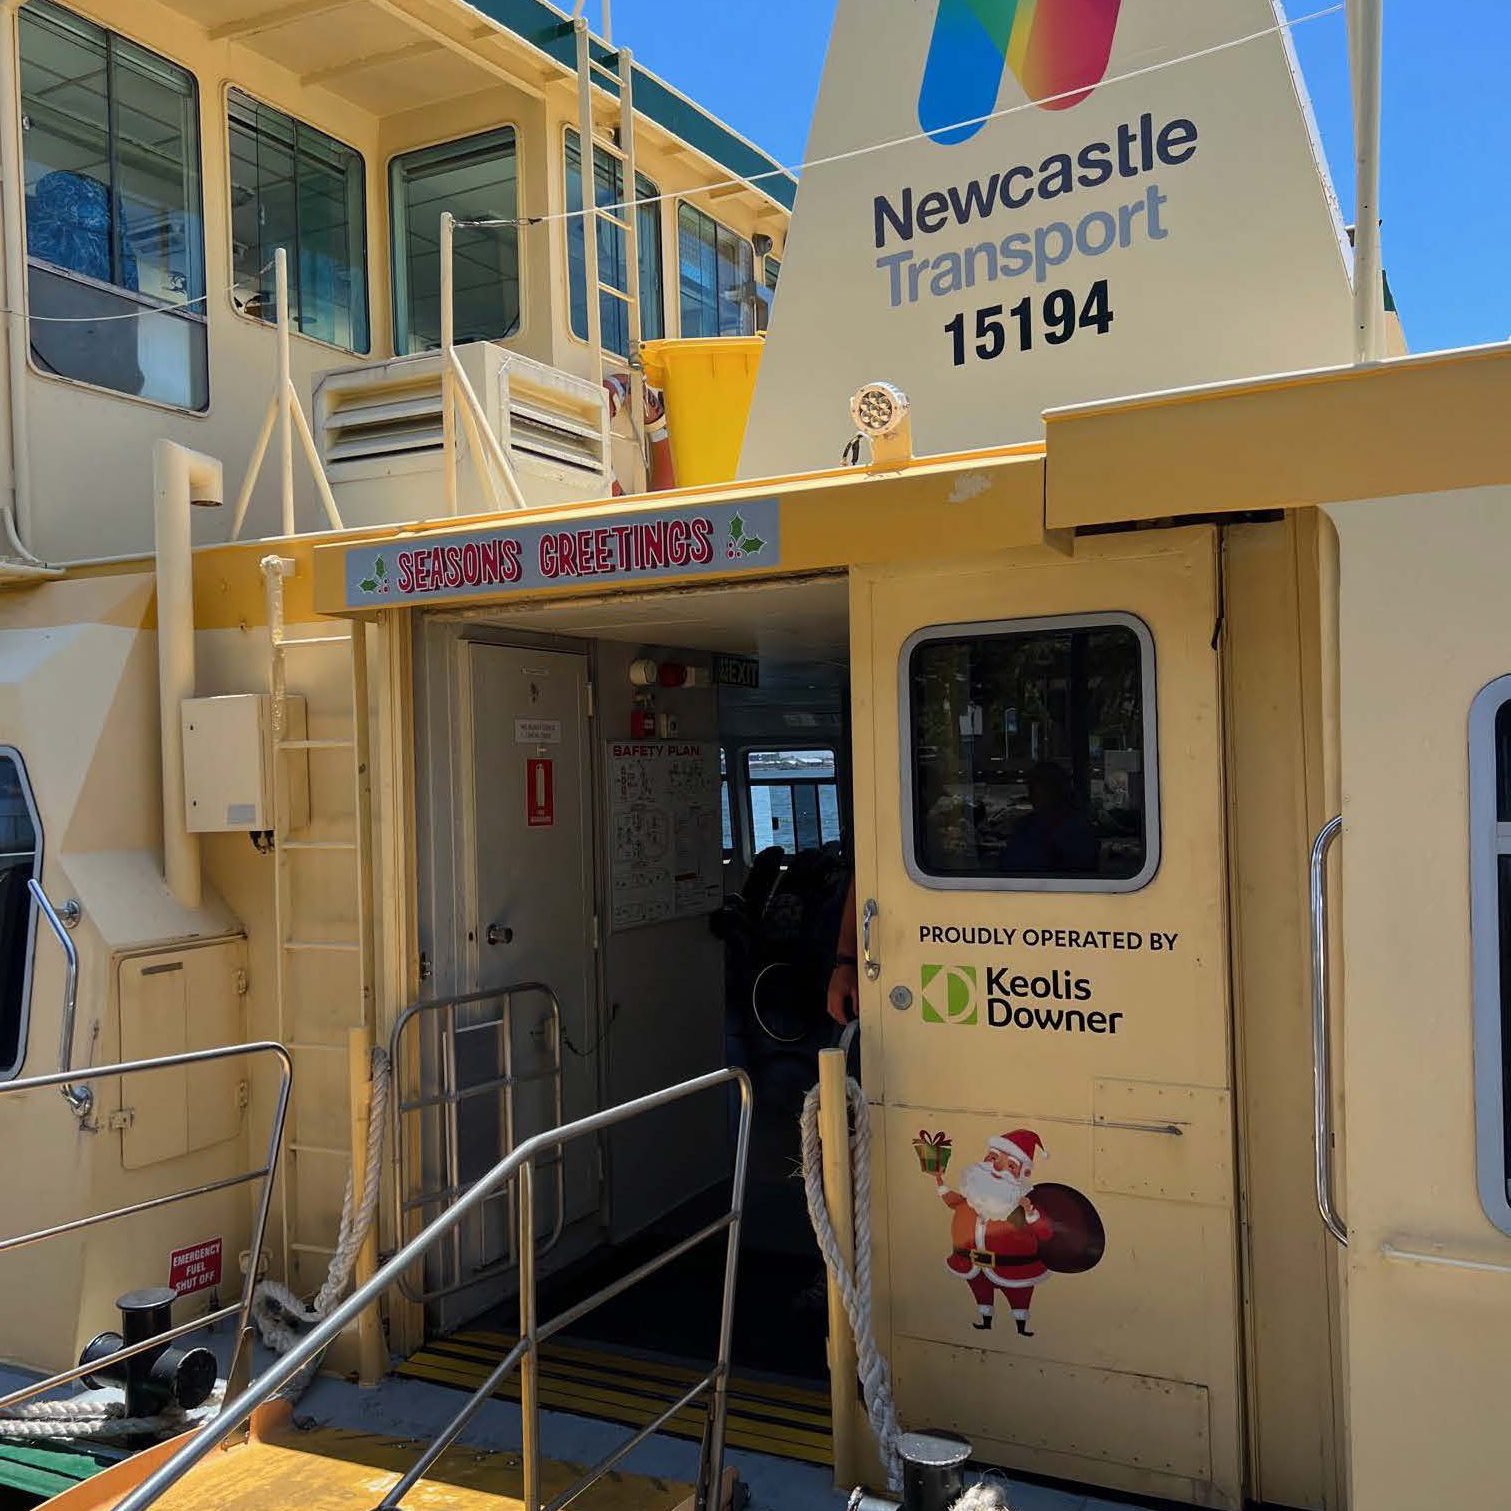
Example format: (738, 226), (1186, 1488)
(605, 741), (723, 931)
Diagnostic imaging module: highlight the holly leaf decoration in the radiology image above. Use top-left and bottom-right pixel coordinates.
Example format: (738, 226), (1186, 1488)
(359, 577), (380, 594)
(730, 514), (745, 542)
(741, 536), (765, 554)
(374, 556), (387, 580)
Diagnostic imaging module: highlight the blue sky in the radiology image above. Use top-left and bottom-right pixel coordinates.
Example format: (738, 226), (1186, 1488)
(605, 1), (1509, 353)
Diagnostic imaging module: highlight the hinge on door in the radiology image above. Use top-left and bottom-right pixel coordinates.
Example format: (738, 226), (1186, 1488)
(591, 914), (601, 951)
(234, 968), (249, 997)
(236, 1079), (250, 1109)
(418, 949), (433, 982)
(107, 1108), (134, 1132)
(586, 682), (596, 718)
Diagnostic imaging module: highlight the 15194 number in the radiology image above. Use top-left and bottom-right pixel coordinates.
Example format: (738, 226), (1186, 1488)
(945, 280), (1114, 366)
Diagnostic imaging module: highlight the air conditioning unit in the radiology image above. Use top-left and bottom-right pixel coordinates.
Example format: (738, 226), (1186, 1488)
(312, 344), (611, 526)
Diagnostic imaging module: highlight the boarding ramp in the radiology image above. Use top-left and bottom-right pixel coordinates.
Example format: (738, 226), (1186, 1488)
(58, 1067), (752, 1511)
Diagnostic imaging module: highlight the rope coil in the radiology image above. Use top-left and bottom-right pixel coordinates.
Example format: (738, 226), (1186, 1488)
(801, 1074), (903, 1493)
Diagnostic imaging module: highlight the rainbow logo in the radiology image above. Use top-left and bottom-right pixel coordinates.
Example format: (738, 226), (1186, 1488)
(920, 0), (1124, 146)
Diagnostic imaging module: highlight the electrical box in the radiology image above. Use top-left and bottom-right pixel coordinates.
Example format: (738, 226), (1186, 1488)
(181, 694), (307, 833)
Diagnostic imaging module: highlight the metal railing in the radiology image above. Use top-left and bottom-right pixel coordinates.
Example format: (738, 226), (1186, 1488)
(112, 1065), (752, 1511)
(389, 982), (567, 1303)
(0, 1041), (293, 1408)
(1310, 814), (1347, 1246)
(28, 876), (91, 1121)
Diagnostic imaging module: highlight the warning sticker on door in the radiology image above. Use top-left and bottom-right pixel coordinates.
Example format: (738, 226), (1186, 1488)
(169, 1237), (223, 1296)
(527, 759), (555, 827)
(515, 718), (562, 745)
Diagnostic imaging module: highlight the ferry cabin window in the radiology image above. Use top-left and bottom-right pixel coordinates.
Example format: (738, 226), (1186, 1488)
(677, 203), (755, 337)
(755, 255), (780, 332)
(18, 1), (207, 409)
(904, 615), (1158, 891)
(228, 90), (369, 353)
(0, 755), (40, 1080)
(747, 749), (843, 856)
(1467, 678), (1511, 1234)
(564, 129), (664, 354)
(391, 129), (518, 354)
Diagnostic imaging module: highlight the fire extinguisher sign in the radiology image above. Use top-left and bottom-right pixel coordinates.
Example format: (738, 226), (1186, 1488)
(527, 759), (555, 827)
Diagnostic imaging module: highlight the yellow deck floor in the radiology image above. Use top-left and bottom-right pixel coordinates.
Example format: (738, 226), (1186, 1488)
(44, 1406), (700, 1511)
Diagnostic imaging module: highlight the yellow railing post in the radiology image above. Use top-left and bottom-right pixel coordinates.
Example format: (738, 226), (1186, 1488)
(817, 1047), (863, 1488)
(343, 1026), (386, 1385)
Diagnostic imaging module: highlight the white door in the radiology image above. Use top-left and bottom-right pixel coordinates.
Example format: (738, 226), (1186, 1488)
(462, 643), (600, 1267)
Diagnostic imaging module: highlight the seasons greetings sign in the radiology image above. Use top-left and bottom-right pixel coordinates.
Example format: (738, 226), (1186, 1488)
(741, 0), (1356, 477)
(342, 498), (779, 609)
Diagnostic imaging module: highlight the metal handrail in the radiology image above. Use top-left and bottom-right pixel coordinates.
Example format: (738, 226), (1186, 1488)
(0, 1041), (294, 1410)
(389, 981), (567, 1303)
(1310, 815), (1347, 1246)
(112, 1065), (752, 1511)
(27, 876), (90, 1120)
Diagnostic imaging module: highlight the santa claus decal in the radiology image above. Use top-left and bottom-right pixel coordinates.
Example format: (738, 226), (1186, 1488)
(919, 1127), (1105, 1336)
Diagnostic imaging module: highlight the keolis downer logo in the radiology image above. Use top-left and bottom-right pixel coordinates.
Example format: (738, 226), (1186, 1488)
(920, 0), (1125, 146)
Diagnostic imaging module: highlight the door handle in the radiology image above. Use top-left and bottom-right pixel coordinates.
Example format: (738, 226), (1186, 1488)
(861, 897), (881, 981)
(486, 922), (514, 947)
(1309, 815), (1347, 1246)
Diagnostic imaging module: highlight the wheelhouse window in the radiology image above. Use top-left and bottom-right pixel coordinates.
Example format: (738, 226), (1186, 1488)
(746, 749), (843, 857)
(904, 614), (1158, 890)
(565, 128), (664, 354)
(228, 90), (368, 353)
(391, 128), (518, 354)
(0, 754), (41, 1080)
(1468, 677), (1511, 1234)
(19, 1), (207, 409)
(677, 203), (754, 338)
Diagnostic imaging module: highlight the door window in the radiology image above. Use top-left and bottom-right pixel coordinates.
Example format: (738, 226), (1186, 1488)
(19, 0), (207, 409)
(1469, 677), (1511, 1234)
(228, 89), (368, 352)
(0, 753), (41, 1080)
(677, 202), (754, 337)
(564, 128), (663, 354)
(391, 128), (518, 354)
(903, 613), (1158, 890)
(746, 748), (842, 856)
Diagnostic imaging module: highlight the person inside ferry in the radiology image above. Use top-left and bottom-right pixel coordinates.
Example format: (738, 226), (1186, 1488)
(995, 761), (1100, 875)
(826, 877), (858, 1026)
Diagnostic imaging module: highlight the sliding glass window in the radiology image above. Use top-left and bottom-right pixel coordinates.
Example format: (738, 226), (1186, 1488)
(19, 0), (206, 409)
(391, 128), (519, 354)
(228, 90), (368, 353)
(677, 203), (754, 338)
(564, 128), (663, 355)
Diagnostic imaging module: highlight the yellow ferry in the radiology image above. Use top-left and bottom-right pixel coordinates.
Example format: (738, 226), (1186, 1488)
(0, 3), (1503, 1511)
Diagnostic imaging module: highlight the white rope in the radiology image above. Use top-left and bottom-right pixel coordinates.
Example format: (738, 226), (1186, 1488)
(0, 1046), (391, 1444)
(800, 1076), (903, 1493)
(250, 1045), (391, 1352)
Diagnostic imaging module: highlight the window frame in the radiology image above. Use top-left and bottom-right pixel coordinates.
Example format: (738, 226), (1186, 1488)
(388, 124), (524, 357)
(675, 199), (756, 339)
(223, 84), (370, 356)
(741, 743), (844, 862)
(18, 0), (209, 414)
(0, 748), (43, 1083)
(1468, 674), (1511, 1234)
(561, 125), (664, 356)
(899, 611), (1161, 894)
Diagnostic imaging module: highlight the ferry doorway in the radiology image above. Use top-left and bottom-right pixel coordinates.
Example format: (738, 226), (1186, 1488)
(408, 575), (853, 1392)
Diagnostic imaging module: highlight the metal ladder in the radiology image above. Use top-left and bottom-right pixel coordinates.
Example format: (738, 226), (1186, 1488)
(261, 555), (376, 1293)
(573, 17), (648, 482)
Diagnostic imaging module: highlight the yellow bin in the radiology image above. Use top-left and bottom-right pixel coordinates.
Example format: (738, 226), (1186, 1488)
(640, 336), (763, 489)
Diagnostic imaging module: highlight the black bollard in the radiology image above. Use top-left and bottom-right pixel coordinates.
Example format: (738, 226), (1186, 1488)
(79, 1287), (218, 1431)
(898, 1431), (972, 1511)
